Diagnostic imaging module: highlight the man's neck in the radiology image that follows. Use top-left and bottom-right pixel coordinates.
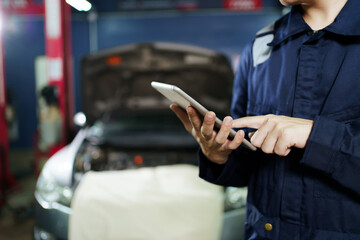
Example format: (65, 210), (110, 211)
(301, 0), (348, 30)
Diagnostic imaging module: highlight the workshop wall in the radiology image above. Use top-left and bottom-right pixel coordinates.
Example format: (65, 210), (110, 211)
(96, 11), (280, 60)
(4, 4), (282, 148)
(89, 0), (282, 12)
(4, 16), (45, 149)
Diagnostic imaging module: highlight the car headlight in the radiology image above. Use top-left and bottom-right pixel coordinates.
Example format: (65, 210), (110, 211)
(36, 166), (73, 207)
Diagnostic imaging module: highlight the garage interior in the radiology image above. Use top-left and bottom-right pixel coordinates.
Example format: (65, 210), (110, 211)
(0, 0), (284, 239)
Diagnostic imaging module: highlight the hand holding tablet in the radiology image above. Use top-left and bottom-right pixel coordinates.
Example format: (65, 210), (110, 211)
(151, 81), (256, 151)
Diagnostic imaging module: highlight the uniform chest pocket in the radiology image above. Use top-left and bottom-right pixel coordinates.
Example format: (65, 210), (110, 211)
(313, 108), (360, 200)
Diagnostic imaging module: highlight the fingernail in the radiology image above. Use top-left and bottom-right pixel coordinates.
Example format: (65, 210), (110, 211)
(224, 117), (232, 124)
(239, 130), (245, 137)
(207, 112), (215, 120)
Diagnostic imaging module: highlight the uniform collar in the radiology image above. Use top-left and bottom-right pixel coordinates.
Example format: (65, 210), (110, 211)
(325, 0), (360, 36)
(269, 0), (360, 47)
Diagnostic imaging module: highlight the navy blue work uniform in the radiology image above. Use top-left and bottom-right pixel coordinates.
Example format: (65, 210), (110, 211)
(199, 0), (360, 239)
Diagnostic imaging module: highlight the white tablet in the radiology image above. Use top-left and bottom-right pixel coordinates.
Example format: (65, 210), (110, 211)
(151, 81), (256, 151)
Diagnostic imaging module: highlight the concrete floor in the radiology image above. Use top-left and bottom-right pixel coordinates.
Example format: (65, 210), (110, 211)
(0, 149), (37, 240)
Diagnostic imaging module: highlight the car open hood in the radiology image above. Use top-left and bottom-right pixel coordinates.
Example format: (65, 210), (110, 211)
(86, 111), (198, 148)
(81, 42), (234, 124)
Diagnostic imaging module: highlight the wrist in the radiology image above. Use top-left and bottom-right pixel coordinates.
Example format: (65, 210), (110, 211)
(202, 150), (229, 165)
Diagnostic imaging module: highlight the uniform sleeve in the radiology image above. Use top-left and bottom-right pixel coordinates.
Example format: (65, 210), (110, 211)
(198, 42), (257, 187)
(301, 115), (360, 196)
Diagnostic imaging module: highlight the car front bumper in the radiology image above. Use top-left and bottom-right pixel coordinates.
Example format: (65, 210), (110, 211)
(34, 191), (71, 240)
(34, 191), (245, 240)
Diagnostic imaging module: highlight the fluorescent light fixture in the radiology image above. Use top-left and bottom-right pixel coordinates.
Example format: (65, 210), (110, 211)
(66, 0), (92, 11)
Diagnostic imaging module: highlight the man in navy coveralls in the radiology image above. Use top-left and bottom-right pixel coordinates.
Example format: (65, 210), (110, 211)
(171, 0), (360, 239)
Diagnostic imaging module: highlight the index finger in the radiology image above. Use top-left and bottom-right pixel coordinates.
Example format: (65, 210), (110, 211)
(232, 115), (269, 129)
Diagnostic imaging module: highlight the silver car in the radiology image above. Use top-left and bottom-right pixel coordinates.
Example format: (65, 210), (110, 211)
(34, 42), (247, 240)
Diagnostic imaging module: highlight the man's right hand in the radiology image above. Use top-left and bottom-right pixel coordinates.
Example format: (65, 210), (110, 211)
(170, 104), (245, 165)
